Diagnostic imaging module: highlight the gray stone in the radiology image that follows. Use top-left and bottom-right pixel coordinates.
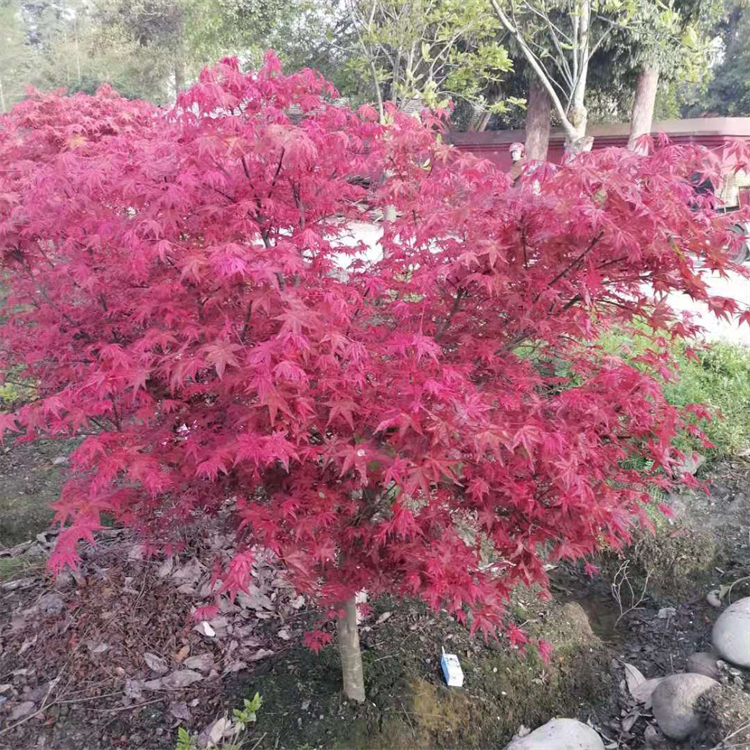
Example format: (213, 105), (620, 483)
(651, 673), (718, 740)
(675, 451), (705, 476)
(37, 593), (65, 616)
(686, 652), (721, 680)
(712, 597), (750, 668)
(504, 718), (605, 750)
(10, 701), (36, 721)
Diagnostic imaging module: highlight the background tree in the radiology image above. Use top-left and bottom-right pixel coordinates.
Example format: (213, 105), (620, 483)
(345, 0), (516, 121)
(618, 0), (724, 150)
(489, 0), (603, 151)
(0, 0), (33, 112)
(487, 0), (724, 153)
(692, 1), (750, 116)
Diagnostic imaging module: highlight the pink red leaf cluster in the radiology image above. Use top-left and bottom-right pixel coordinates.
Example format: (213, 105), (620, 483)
(1, 54), (748, 639)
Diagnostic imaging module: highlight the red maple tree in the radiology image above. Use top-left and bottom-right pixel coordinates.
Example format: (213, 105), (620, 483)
(1, 55), (748, 700)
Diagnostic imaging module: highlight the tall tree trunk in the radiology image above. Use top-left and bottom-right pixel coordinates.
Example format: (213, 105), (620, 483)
(174, 56), (186, 94)
(0, 77), (6, 114)
(525, 79), (551, 160)
(566, 0), (591, 153)
(489, 0), (591, 152)
(74, 16), (82, 84)
(628, 65), (660, 153)
(468, 106), (492, 132)
(337, 596), (365, 702)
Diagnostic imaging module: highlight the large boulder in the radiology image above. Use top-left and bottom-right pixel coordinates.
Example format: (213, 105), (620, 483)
(651, 673), (718, 740)
(712, 597), (750, 668)
(504, 718), (604, 750)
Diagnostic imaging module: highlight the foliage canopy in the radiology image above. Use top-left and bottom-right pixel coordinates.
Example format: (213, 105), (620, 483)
(1, 55), (748, 646)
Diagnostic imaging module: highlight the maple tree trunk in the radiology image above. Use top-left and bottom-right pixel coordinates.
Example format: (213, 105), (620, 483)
(628, 65), (660, 153)
(337, 596), (365, 702)
(525, 79), (551, 161)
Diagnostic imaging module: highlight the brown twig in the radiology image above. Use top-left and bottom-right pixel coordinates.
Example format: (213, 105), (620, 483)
(92, 697), (166, 713)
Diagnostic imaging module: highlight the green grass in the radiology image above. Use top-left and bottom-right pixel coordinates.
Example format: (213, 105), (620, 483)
(0, 556), (42, 581)
(595, 328), (750, 463)
(663, 342), (750, 460)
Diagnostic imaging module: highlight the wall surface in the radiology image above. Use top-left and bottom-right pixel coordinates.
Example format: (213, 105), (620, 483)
(447, 118), (750, 171)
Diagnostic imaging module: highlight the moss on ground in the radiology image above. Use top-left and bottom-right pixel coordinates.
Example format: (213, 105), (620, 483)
(249, 597), (611, 750)
(0, 438), (77, 547)
(0, 556), (29, 581)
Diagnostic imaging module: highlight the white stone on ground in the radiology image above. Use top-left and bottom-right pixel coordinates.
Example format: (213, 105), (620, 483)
(651, 673), (718, 740)
(712, 597), (750, 668)
(504, 718), (604, 750)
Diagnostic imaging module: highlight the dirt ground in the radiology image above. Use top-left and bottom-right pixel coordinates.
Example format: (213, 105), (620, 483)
(0, 438), (78, 549)
(0, 441), (748, 750)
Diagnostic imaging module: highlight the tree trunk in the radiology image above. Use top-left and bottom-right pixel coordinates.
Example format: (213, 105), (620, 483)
(468, 110), (492, 132)
(489, 0), (590, 152)
(174, 56), (186, 95)
(627, 65), (660, 153)
(337, 596), (365, 702)
(566, 0), (591, 152)
(0, 77), (6, 114)
(525, 79), (551, 160)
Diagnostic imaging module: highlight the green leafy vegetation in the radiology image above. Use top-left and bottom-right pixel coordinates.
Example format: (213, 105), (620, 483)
(174, 694), (262, 750)
(597, 328), (750, 463)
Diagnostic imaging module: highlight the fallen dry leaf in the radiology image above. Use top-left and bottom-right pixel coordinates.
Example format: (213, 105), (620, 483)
(195, 621), (216, 638)
(175, 644), (191, 663)
(198, 716), (233, 748)
(183, 653), (214, 673)
(169, 701), (192, 721)
(248, 649), (274, 662)
(10, 701), (36, 721)
(622, 711), (639, 733)
(222, 660), (247, 675)
(624, 663), (645, 695)
(631, 677), (664, 709)
(144, 652), (169, 675)
(157, 557), (174, 578)
(172, 558), (205, 587)
(144, 669), (203, 691)
(124, 679), (144, 701)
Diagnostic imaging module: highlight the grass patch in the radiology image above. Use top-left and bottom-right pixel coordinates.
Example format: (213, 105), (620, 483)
(0, 438), (77, 547)
(0, 556), (43, 581)
(596, 329), (750, 463)
(663, 342), (750, 460)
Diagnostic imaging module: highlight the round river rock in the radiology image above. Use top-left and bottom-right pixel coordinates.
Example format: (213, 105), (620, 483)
(504, 718), (605, 750)
(712, 597), (750, 668)
(651, 673), (718, 740)
(686, 652), (721, 680)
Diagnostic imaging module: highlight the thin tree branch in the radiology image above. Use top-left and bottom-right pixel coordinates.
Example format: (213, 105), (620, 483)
(488, 0), (577, 141)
